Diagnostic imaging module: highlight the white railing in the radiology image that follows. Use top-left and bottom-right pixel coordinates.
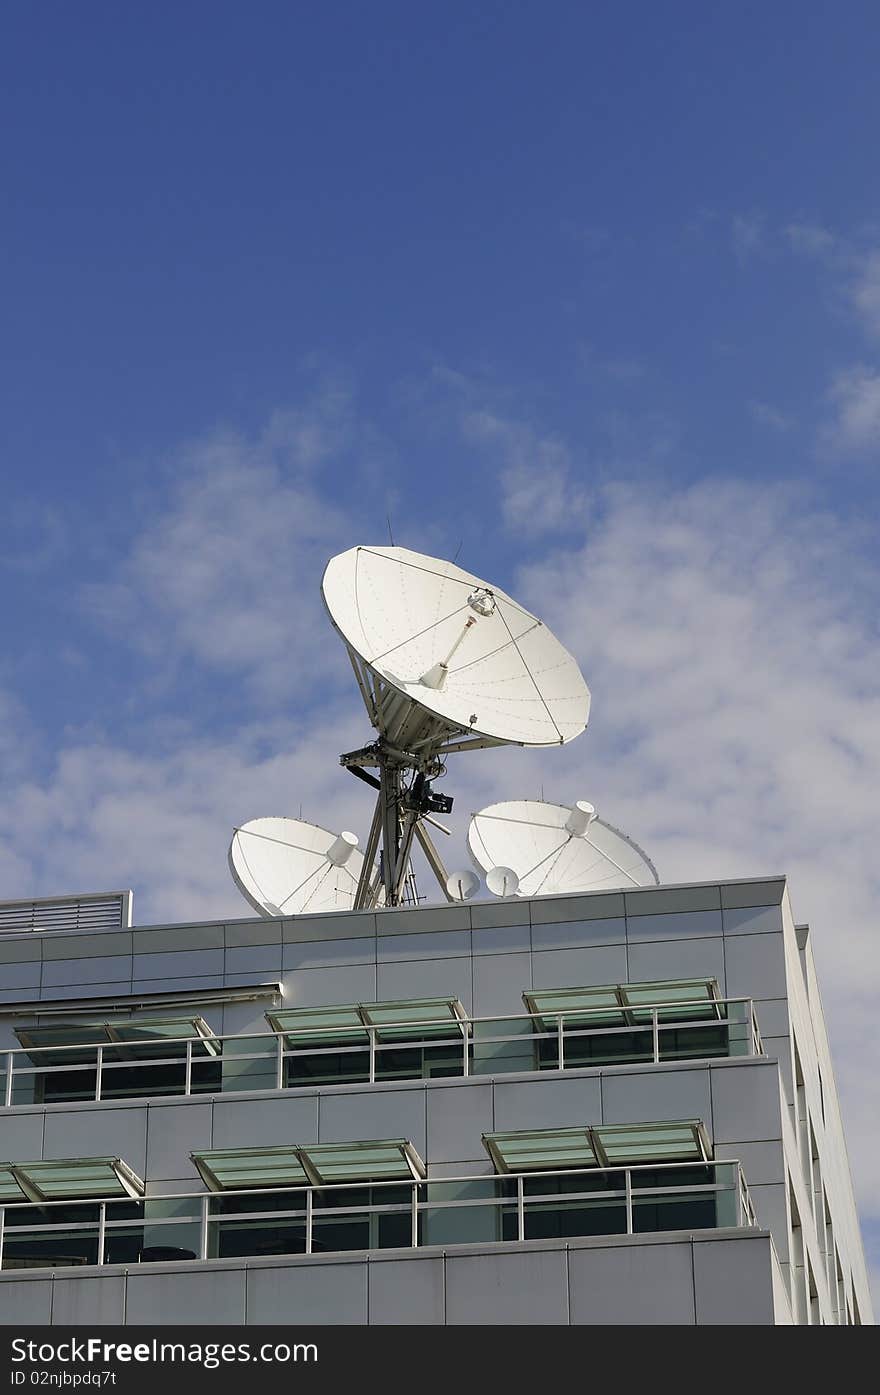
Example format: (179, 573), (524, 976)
(1, 997), (762, 1109)
(0, 1159), (754, 1273)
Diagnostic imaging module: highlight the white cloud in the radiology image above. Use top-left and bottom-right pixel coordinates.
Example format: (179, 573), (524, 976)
(461, 409), (588, 535)
(81, 396), (361, 703)
(731, 213), (765, 262)
(825, 366), (880, 454)
(748, 400), (793, 432)
(852, 249), (880, 339)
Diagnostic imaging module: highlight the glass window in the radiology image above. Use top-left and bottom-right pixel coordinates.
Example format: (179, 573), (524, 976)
(484, 1120), (709, 1172)
(484, 1128), (598, 1173)
(299, 1139), (425, 1184)
(191, 1147), (310, 1191)
(4, 1157), (144, 1201)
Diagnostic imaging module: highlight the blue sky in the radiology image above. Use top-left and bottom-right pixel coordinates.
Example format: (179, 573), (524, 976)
(2, 3), (879, 1305)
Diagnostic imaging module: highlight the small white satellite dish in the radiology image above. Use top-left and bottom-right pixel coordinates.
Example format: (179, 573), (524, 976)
(445, 869), (480, 901)
(229, 817), (378, 919)
(322, 545), (590, 751)
(468, 800), (658, 896)
(486, 866), (520, 898)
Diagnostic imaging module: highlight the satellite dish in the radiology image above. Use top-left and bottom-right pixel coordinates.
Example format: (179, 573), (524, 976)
(468, 800), (659, 896)
(229, 817), (379, 919)
(486, 866), (520, 898)
(445, 869), (480, 901)
(322, 545), (590, 751)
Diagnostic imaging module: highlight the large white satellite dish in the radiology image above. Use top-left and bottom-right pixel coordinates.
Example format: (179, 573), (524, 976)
(322, 544), (592, 910)
(322, 545), (590, 752)
(468, 800), (659, 896)
(229, 817), (378, 919)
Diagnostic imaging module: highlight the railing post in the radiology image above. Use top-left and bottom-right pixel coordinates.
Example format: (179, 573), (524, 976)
(462, 1027), (469, 1078)
(275, 1033), (284, 1091)
(95, 1045), (103, 1102)
(368, 1027), (376, 1084)
(557, 1015), (565, 1072)
(306, 1188), (313, 1255)
(652, 1008), (659, 1064)
(517, 1175), (525, 1242)
(185, 1039), (193, 1096)
(97, 1203), (106, 1266)
(625, 1169), (633, 1234)
(4, 1052), (12, 1108)
(411, 1184), (419, 1248)
(0, 1207), (5, 1271)
(200, 1195), (209, 1260)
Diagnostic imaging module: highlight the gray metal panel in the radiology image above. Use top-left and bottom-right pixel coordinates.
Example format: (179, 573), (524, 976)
(211, 1095), (319, 1150)
(132, 926), (224, 953)
(470, 902), (529, 929)
(43, 1106), (148, 1176)
(531, 917), (626, 950)
(426, 1082), (494, 1164)
(724, 933), (788, 999)
(568, 1239), (696, 1323)
(0, 937), (41, 964)
(283, 962), (378, 1007)
(246, 1257), (368, 1323)
(721, 905), (783, 936)
(625, 910), (723, 941)
(132, 949), (225, 981)
(720, 879), (785, 909)
(282, 912), (376, 944)
(125, 1267), (246, 1323)
(224, 945), (282, 975)
(445, 1247), (569, 1324)
(377, 930), (471, 962)
(41, 932), (134, 961)
(752, 999), (790, 1036)
(376, 958), (473, 1013)
(146, 1102), (213, 1180)
(531, 944), (627, 989)
(224, 919), (282, 947)
(530, 892), (625, 924)
(745, 1182), (790, 1261)
(0, 987), (40, 1002)
(710, 1061), (783, 1143)
(493, 1075), (602, 1132)
(626, 936), (725, 990)
(692, 1234), (775, 1323)
(0, 961), (41, 989)
(51, 1275), (126, 1324)
(601, 1067), (713, 1133)
(0, 1111), (46, 1160)
(625, 885), (721, 916)
(470, 923), (530, 954)
(472, 951), (531, 1018)
(376, 905), (470, 936)
(40, 981), (126, 1001)
(368, 1255), (445, 1324)
(0, 1277), (53, 1322)
(130, 977), (225, 994)
(41, 956), (132, 986)
(282, 937), (375, 971)
(714, 1139), (785, 1186)
(318, 1086), (427, 1157)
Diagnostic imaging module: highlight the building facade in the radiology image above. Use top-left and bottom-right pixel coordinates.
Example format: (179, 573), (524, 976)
(0, 875), (872, 1325)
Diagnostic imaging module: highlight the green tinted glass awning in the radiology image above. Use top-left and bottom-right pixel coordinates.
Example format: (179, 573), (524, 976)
(192, 1139), (426, 1190)
(484, 1120), (710, 1173)
(299, 1140), (426, 1184)
(108, 1017), (220, 1057)
(15, 1017), (219, 1065)
(266, 997), (469, 1046)
(620, 981), (721, 1023)
(522, 988), (625, 1029)
(192, 1147), (310, 1191)
(524, 979), (721, 1030)
(484, 1128), (598, 1173)
(2, 1157), (145, 1201)
(0, 1166), (28, 1201)
(594, 1121), (709, 1163)
(360, 998), (468, 1041)
(265, 1006), (368, 1047)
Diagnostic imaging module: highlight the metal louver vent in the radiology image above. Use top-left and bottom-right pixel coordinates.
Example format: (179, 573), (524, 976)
(0, 891), (133, 935)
